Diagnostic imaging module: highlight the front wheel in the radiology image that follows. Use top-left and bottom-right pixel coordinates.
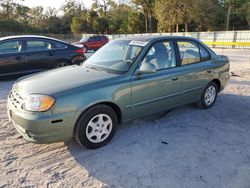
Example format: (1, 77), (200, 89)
(196, 81), (218, 109)
(74, 105), (118, 149)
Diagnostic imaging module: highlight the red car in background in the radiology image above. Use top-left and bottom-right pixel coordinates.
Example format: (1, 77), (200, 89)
(75, 35), (109, 52)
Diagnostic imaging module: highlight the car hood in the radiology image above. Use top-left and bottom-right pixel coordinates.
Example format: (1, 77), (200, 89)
(14, 65), (118, 97)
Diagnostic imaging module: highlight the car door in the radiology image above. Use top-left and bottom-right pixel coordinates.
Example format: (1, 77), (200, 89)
(175, 40), (213, 104)
(0, 39), (26, 75)
(24, 39), (56, 71)
(130, 40), (183, 119)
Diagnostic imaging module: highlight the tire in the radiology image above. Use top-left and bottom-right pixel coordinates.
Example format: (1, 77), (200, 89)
(196, 81), (218, 109)
(74, 104), (118, 149)
(53, 59), (70, 68)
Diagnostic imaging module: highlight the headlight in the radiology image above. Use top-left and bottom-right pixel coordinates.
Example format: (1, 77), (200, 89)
(23, 94), (55, 112)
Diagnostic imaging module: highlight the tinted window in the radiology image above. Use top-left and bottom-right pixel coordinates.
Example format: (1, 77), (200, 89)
(177, 41), (200, 65)
(27, 40), (52, 51)
(142, 41), (176, 70)
(54, 42), (67, 49)
(88, 37), (95, 42)
(0, 40), (22, 54)
(199, 45), (210, 61)
(95, 36), (101, 41)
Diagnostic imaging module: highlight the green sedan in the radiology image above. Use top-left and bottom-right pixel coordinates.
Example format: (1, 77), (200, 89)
(7, 36), (230, 149)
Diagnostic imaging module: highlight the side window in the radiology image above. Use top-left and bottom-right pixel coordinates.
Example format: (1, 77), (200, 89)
(88, 37), (95, 42)
(199, 45), (210, 61)
(0, 40), (22, 54)
(96, 36), (101, 41)
(142, 41), (176, 70)
(27, 40), (52, 51)
(177, 41), (200, 65)
(54, 42), (67, 49)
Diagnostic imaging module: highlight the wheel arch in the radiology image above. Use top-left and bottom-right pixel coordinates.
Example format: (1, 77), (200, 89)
(76, 101), (122, 125)
(211, 78), (221, 92)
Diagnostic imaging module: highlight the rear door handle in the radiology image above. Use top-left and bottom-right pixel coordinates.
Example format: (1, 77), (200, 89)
(15, 56), (21, 60)
(207, 70), (212, 73)
(171, 77), (179, 81)
(49, 52), (54, 56)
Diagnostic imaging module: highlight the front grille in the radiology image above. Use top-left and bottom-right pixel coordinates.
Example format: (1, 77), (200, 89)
(9, 90), (23, 109)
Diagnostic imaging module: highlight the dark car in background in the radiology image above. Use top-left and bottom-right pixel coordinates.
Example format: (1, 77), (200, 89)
(0, 35), (86, 76)
(75, 35), (109, 52)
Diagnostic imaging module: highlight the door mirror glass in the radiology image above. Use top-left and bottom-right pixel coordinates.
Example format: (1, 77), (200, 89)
(137, 63), (156, 74)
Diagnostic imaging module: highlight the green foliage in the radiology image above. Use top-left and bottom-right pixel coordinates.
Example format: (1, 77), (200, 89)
(0, 0), (249, 34)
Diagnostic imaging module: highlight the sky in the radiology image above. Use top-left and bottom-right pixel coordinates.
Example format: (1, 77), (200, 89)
(19, 0), (94, 9)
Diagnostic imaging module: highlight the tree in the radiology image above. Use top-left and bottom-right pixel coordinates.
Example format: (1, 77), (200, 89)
(132, 0), (155, 33)
(0, 0), (23, 20)
(155, 0), (186, 32)
(241, 2), (250, 27)
(225, 0), (234, 30)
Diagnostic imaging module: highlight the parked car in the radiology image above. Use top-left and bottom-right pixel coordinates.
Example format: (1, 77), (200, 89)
(74, 35), (109, 52)
(0, 35), (86, 76)
(7, 36), (230, 149)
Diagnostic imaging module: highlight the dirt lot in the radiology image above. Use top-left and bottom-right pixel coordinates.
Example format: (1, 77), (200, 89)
(0, 49), (250, 188)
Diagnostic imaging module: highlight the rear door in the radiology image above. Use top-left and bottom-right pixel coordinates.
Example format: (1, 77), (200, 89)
(131, 40), (182, 119)
(0, 39), (26, 75)
(175, 40), (213, 104)
(24, 39), (56, 71)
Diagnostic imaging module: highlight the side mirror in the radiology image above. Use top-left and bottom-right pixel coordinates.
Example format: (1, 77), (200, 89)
(136, 63), (156, 75)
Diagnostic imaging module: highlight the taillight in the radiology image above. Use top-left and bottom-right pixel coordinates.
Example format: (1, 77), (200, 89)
(75, 48), (84, 54)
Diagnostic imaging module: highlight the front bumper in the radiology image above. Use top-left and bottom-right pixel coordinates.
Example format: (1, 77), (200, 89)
(7, 101), (77, 143)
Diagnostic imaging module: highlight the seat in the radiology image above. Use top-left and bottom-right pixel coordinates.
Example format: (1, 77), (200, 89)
(150, 43), (170, 70)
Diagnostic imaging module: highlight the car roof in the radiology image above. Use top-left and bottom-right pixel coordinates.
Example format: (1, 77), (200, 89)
(0, 35), (67, 44)
(116, 35), (200, 42)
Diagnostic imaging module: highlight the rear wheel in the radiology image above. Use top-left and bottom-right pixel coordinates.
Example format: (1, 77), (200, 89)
(74, 104), (118, 149)
(196, 81), (218, 109)
(54, 60), (70, 68)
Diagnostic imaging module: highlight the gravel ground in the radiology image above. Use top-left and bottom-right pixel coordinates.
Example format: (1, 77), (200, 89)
(0, 49), (250, 188)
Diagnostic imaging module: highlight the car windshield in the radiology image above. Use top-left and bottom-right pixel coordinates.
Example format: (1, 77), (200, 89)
(80, 37), (89, 42)
(84, 40), (145, 73)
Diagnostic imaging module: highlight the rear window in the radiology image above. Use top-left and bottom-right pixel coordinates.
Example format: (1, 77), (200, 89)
(199, 45), (210, 61)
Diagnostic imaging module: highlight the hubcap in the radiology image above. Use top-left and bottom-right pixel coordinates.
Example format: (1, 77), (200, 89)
(204, 86), (216, 106)
(86, 114), (113, 143)
(57, 62), (68, 67)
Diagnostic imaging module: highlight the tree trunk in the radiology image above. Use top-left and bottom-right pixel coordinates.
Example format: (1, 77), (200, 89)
(168, 25), (171, 32)
(185, 23), (188, 32)
(149, 12), (152, 33)
(226, 4), (232, 31)
(176, 23), (179, 32)
(144, 14), (148, 33)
